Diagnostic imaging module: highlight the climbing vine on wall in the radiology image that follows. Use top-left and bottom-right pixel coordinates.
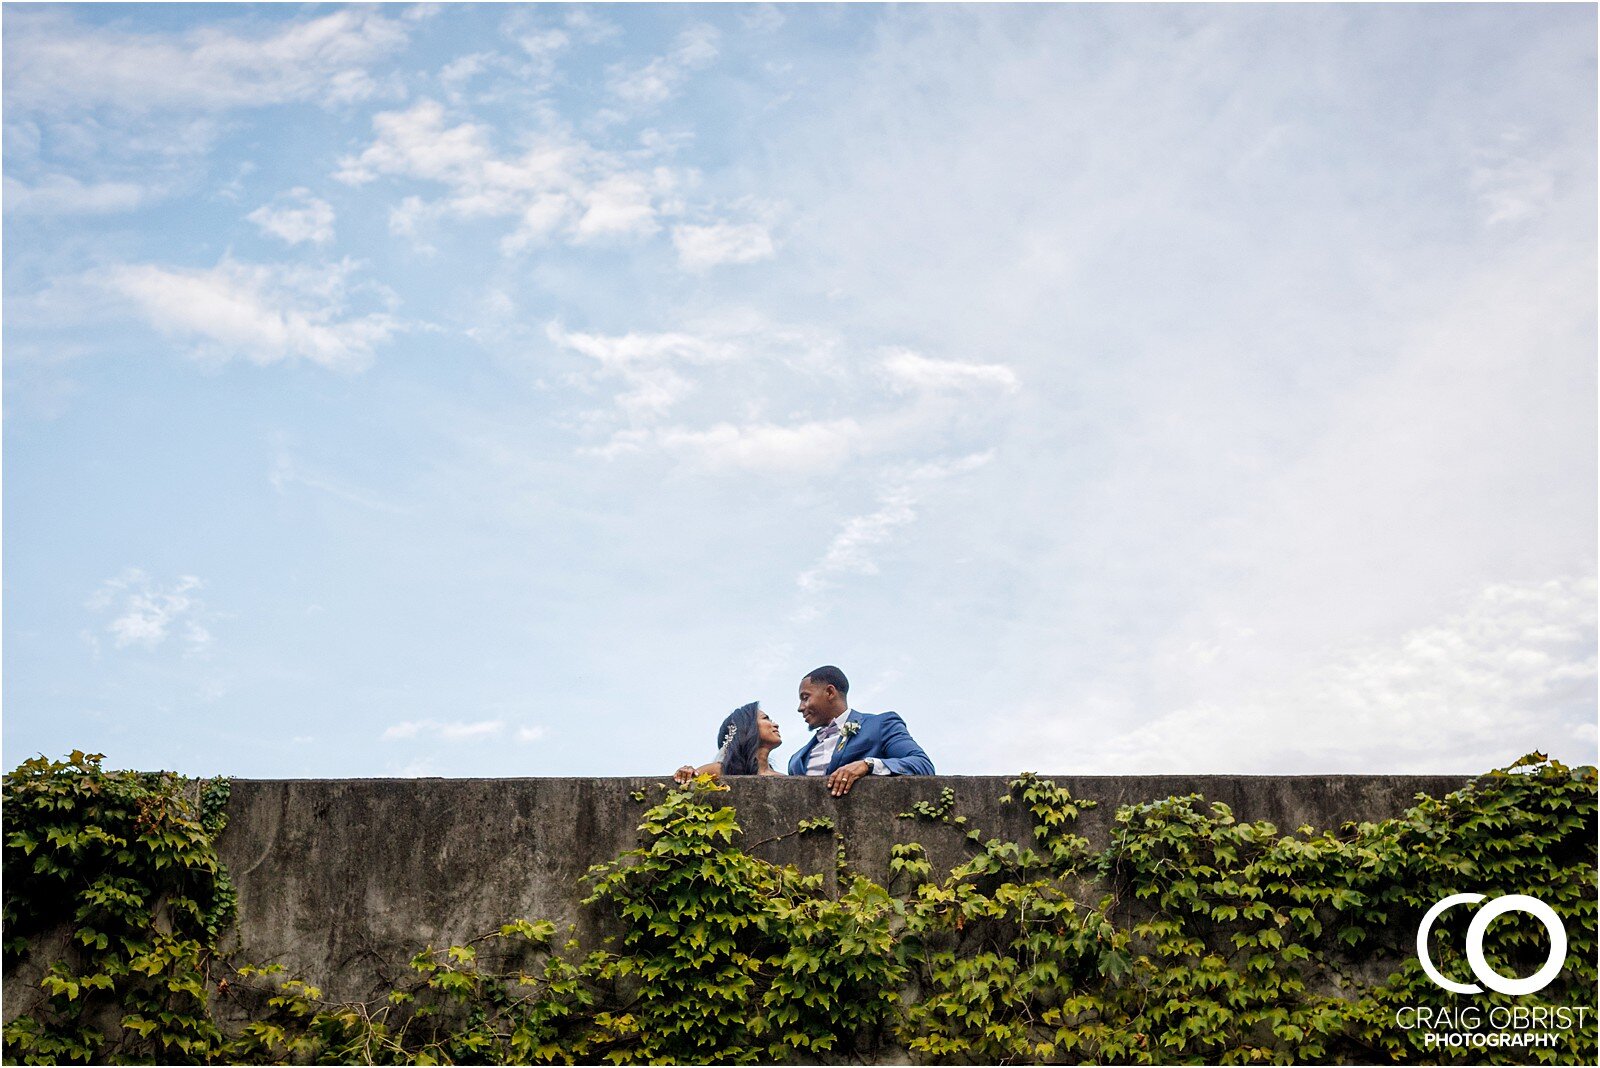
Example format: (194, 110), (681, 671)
(892, 758), (1597, 1065)
(3, 751), (1595, 1065)
(3, 751), (235, 1064)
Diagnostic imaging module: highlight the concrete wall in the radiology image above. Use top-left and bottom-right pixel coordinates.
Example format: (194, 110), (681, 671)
(212, 773), (1467, 1002)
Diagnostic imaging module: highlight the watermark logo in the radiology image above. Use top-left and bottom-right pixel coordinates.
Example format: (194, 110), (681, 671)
(1416, 893), (1568, 996)
(1397, 892), (1584, 1051)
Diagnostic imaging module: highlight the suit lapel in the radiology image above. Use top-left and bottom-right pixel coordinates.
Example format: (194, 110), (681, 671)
(826, 710), (860, 773)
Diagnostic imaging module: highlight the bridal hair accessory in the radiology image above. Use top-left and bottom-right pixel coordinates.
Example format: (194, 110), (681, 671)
(719, 723), (739, 752)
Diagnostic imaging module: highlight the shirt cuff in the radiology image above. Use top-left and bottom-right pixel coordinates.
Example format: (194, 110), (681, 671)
(868, 757), (891, 775)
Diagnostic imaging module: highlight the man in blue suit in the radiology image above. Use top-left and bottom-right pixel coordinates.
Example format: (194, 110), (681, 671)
(787, 665), (935, 795)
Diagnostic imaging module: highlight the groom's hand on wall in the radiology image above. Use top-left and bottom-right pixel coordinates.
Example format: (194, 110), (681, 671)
(828, 760), (871, 796)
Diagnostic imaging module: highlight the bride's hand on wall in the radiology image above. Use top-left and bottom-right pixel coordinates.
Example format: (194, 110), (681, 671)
(674, 762), (721, 783)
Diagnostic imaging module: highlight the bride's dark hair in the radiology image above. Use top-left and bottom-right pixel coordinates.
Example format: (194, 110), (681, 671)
(715, 702), (762, 776)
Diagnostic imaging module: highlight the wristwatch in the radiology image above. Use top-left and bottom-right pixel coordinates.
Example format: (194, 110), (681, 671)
(865, 757), (885, 775)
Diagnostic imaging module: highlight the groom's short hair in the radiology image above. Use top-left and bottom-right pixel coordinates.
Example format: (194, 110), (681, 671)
(804, 665), (849, 696)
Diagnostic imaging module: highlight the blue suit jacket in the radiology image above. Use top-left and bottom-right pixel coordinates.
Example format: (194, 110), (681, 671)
(787, 710), (935, 776)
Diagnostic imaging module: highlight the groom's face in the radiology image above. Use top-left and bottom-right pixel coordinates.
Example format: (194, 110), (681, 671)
(798, 678), (842, 730)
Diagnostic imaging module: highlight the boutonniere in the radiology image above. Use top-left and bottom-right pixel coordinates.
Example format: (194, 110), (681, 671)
(839, 720), (861, 740)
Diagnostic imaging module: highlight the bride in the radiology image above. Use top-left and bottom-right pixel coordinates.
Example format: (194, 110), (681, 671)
(674, 702), (785, 781)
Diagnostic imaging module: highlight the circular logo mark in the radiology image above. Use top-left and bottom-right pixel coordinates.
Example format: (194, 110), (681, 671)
(1416, 893), (1568, 996)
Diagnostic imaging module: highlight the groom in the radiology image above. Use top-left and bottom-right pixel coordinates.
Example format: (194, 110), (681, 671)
(788, 665), (935, 796)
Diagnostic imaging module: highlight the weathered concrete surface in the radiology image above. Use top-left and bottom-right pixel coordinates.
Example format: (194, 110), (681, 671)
(210, 774), (1468, 1002)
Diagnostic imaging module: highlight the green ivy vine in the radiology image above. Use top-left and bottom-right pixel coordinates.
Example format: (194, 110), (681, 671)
(3, 751), (235, 1063)
(892, 757), (1597, 1065)
(2, 751), (1594, 1065)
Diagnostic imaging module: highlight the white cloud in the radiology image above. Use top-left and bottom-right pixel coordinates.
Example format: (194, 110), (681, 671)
(574, 173), (661, 240)
(582, 420), (859, 473)
(1474, 154), (1555, 227)
(439, 51), (496, 88)
(1074, 576), (1597, 774)
(653, 419), (859, 473)
(516, 726), (548, 744)
(672, 222), (776, 270)
(214, 161), (258, 203)
(545, 315), (1019, 480)
(563, 8), (621, 45)
(795, 451), (994, 599)
(4, 6), (410, 114)
(607, 24), (719, 109)
(548, 321), (901, 474)
(798, 489), (917, 594)
(880, 348), (1019, 394)
(516, 29), (570, 76)
(102, 257), (401, 371)
(740, 6), (787, 34)
(5, 118), (42, 158)
(437, 720), (505, 741)
(498, 193), (573, 252)
(247, 188), (336, 245)
(334, 99), (676, 250)
(387, 195), (435, 248)
(334, 99), (493, 186)
(548, 323), (738, 420)
(548, 324), (735, 372)
(382, 719), (506, 742)
(2, 174), (150, 215)
(87, 569), (213, 654)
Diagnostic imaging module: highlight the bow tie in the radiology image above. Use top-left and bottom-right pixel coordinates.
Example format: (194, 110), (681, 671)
(818, 722), (840, 739)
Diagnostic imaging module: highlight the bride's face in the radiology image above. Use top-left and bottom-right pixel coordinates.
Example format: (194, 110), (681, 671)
(757, 709), (782, 748)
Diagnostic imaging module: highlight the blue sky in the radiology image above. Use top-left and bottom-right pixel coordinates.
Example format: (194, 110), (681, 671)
(3, 2), (1595, 779)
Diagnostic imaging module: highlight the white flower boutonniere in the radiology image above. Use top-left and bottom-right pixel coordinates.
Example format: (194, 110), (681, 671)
(839, 720), (861, 740)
